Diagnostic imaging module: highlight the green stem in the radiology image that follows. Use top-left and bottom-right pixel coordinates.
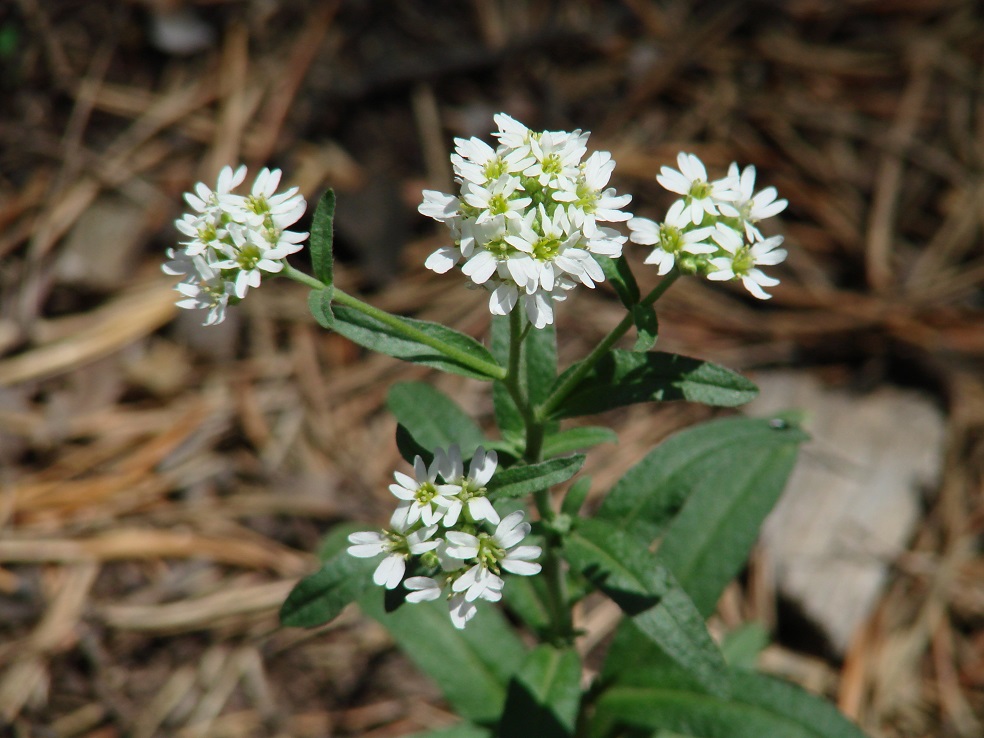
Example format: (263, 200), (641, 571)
(535, 269), (681, 421)
(281, 264), (507, 381)
(501, 310), (572, 643)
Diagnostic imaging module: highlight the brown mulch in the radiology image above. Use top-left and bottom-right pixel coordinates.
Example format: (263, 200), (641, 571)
(1, 1), (983, 736)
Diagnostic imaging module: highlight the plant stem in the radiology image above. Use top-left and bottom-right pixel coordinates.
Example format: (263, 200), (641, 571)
(281, 263), (507, 381)
(502, 310), (572, 643)
(535, 269), (681, 421)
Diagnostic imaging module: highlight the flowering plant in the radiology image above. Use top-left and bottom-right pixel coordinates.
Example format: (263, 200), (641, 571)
(167, 116), (866, 738)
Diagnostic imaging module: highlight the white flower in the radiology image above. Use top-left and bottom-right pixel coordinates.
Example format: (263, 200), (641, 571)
(442, 510), (542, 601)
(716, 163), (788, 240)
(706, 225), (787, 299)
(404, 576), (443, 603)
(164, 165), (308, 324)
(163, 249), (234, 326)
(389, 455), (458, 529)
(436, 446), (500, 527)
(628, 199), (716, 275)
(462, 175), (531, 224)
(347, 521), (440, 590)
(656, 152), (737, 225)
(421, 114), (633, 329)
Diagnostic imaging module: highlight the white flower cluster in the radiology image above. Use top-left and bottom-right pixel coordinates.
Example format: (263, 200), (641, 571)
(163, 165), (307, 325)
(420, 114), (632, 329)
(347, 445), (542, 629)
(628, 153), (788, 299)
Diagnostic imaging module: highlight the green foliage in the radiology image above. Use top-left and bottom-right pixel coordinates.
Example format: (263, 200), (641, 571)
(307, 289), (333, 328)
(387, 381), (486, 458)
(541, 426), (617, 457)
(597, 255), (641, 307)
(591, 670), (869, 738)
(655, 436), (802, 615)
(487, 455), (585, 500)
(332, 305), (503, 380)
(721, 623), (770, 670)
(490, 315), (559, 442)
(359, 592), (527, 725)
(560, 476), (592, 517)
(549, 351), (758, 419)
(279, 524), (375, 628)
(308, 188), (336, 288)
(597, 417), (808, 542)
(631, 304), (658, 351)
(563, 518), (730, 698)
(499, 646), (582, 738)
(401, 726), (492, 738)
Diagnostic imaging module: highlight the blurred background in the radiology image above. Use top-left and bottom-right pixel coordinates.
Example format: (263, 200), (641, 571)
(1, 1), (983, 736)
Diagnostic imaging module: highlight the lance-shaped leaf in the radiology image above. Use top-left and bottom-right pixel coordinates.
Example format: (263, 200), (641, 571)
(597, 416), (807, 542)
(402, 726), (492, 738)
(359, 592), (526, 725)
(309, 188), (336, 288)
(591, 669), (869, 738)
(332, 305), (503, 381)
(550, 351), (757, 419)
(631, 303), (658, 351)
(656, 436), (803, 615)
(563, 518), (729, 698)
(541, 426), (617, 457)
(597, 255), (640, 307)
(307, 289), (333, 329)
(280, 523), (375, 628)
(499, 645), (582, 738)
(387, 382), (486, 460)
(486, 455), (585, 500)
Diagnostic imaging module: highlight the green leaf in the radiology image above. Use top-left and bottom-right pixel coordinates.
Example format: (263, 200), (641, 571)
(563, 518), (729, 698)
(359, 592), (526, 725)
(500, 645), (582, 738)
(487, 455), (586, 500)
(597, 417), (808, 543)
(541, 426), (617, 457)
(332, 305), (502, 381)
(592, 670), (869, 738)
(631, 304), (658, 351)
(560, 476), (592, 517)
(502, 575), (553, 635)
(387, 382), (486, 457)
(309, 189), (336, 288)
(307, 289), (334, 329)
(280, 525), (376, 628)
(550, 351), (758, 419)
(401, 725), (492, 738)
(597, 255), (640, 307)
(656, 438), (802, 615)
(721, 623), (770, 670)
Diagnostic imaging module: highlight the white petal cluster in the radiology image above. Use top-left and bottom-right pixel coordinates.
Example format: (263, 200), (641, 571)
(163, 165), (307, 324)
(421, 114), (632, 329)
(629, 153), (788, 299)
(347, 445), (542, 629)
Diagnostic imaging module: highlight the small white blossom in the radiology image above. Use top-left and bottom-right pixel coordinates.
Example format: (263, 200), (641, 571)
(163, 165), (308, 325)
(347, 521), (440, 590)
(656, 152), (737, 225)
(628, 199), (716, 275)
(716, 163), (788, 240)
(442, 510), (542, 599)
(436, 446), (500, 527)
(421, 114), (632, 329)
(389, 455), (458, 529)
(705, 225), (787, 299)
